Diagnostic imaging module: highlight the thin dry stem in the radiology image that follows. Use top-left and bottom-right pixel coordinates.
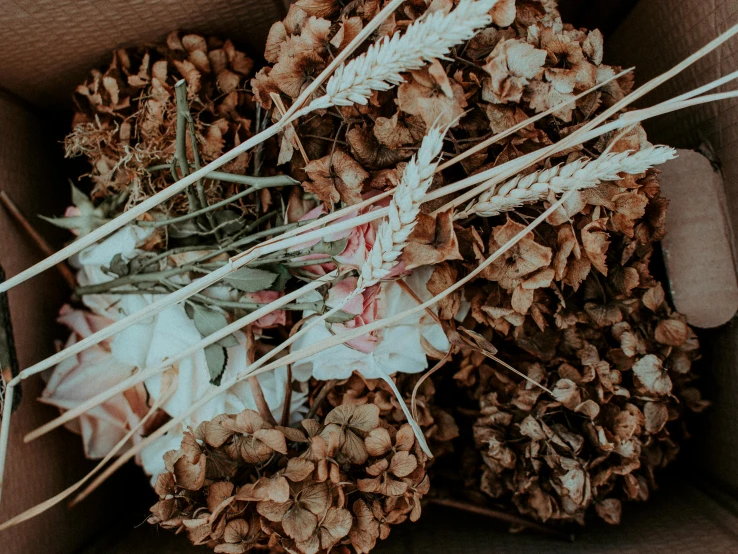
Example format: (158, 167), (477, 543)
(428, 498), (573, 540)
(271, 93), (309, 163)
(0, 191), (76, 289)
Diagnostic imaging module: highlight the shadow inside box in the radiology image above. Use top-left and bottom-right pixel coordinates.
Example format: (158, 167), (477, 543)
(81, 474), (738, 554)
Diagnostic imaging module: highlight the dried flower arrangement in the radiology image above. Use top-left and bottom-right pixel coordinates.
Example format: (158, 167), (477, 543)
(0, 0), (736, 551)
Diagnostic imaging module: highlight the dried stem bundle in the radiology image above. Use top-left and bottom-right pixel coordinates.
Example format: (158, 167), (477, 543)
(2, 7), (738, 535)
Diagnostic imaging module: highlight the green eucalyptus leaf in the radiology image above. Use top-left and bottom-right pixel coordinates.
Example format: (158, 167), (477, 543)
(225, 267), (278, 293)
(189, 304), (230, 337)
(204, 344), (227, 385)
(326, 310), (358, 323)
(217, 334), (240, 348)
(39, 214), (110, 234)
(266, 264), (291, 291)
(70, 181), (95, 212)
(310, 237), (349, 257)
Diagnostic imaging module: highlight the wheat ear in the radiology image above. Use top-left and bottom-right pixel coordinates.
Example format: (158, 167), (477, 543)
(460, 146), (677, 218)
(309, 0), (498, 110)
(356, 126), (446, 289)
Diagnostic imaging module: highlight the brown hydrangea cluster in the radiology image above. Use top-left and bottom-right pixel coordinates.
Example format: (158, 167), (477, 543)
(443, 154), (708, 525)
(321, 374), (460, 457)
(253, 0), (631, 196)
(149, 405), (432, 553)
(66, 31), (258, 214)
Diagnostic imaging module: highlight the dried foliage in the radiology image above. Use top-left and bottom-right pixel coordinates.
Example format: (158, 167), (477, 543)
(255, 0), (707, 530)
(44, 0), (709, 545)
(66, 31), (259, 214)
(439, 163), (708, 526)
(149, 401), (435, 554)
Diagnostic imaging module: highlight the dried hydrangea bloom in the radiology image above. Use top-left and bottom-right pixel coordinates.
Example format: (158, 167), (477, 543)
(66, 31), (258, 214)
(149, 403), (434, 553)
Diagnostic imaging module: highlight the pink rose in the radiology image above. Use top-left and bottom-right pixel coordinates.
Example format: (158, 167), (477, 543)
(244, 290), (287, 329)
(325, 277), (381, 354)
(40, 305), (153, 460)
(289, 203), (380, 277)
(64, 206), (82, 236)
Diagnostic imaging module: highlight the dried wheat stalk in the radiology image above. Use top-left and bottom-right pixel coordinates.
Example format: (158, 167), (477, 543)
(309, 0), (497, 110)
(357, 126), (445, 289)
(459, 146), (677, 219)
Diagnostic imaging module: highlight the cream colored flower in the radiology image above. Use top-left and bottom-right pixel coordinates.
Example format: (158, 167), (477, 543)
(40, 306), (150, 459)
(291, 267), (449, 381)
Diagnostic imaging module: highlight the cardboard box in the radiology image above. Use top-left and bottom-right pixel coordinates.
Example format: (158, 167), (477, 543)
(0, 0), (737, 552)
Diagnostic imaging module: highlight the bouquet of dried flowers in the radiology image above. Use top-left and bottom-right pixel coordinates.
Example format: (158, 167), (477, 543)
(0, 0), (733, 551)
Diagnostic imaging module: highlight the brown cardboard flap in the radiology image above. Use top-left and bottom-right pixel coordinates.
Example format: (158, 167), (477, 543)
(659, 149), (738, 328)
(0, 0), (286, 109)
(0, 92), (114, 554)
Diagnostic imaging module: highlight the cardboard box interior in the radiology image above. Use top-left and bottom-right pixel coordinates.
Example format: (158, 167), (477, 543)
(0, 0), (736, 552)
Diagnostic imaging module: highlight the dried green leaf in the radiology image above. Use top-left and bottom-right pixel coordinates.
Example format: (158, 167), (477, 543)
(225, 267), (279, 293)
(205, 344), (228, 385)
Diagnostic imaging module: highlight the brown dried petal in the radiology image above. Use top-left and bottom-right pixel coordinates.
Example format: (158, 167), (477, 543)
(644, 402), (669, 434)
(365, 427), (393, 457)
(234, 410), (265, 434)
(632, 355), (672, 395)
(303, 149), (368, 206)
(389, 451), (418, 478)
(655, 319), (689, 346)
(319, 507), (353, 550)
(326, 403), (380, 433)
(552, 379), (581, 410)
(643, 283), (666, 312)
(581, 219), (610, 275)
(283, 458), (316, 482)
(173, 453), (207, 491)
(257, 500), (291, 522)
(491, 0), (516, 27)
(596, 498), (622, 525)
(284, 506), (319, 542)
(253, 429), (288, 454)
